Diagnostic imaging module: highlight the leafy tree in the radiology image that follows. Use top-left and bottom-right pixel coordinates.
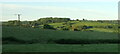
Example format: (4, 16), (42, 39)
(76, 19), (79, 21)
(43, 24), (55, 29)
(37, 17), (70, 24)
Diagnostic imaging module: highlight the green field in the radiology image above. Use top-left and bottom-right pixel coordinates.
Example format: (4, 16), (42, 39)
(47, 21), (119, 33)
(2, 19), (120, 52)
(2, 25), (119, 52)
(2, 26), (118, 41)
(3, 44), (118, 52)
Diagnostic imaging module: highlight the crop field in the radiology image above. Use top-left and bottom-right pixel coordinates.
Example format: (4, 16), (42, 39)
(2, 19), (120, 53)
(1, 1), (120, 53)
(3, 44), (118, 52)
(2, 25), (119, 52)
(2, 26), (118, 41)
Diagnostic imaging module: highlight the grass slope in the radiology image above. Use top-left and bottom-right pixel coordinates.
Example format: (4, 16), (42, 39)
(2, 26), (119, 52)
(2, 26), (118, 41)
(3, 44), (118, 52)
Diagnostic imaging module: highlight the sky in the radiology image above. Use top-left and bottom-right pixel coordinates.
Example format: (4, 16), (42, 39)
(0, 0), (119, 21)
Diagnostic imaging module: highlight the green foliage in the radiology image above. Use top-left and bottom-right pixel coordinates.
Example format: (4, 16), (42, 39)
(37, 17), (70, 24)
(43, 24), (55, 30)
(7, 20), (20, 26)
(2, 37), (26, 44)
(53, 39), (120, 44)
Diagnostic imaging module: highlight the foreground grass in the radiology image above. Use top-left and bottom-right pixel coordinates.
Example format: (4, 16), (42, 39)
(2, 26), (119, 52)
(2, 26), (118, 41)
(3, 44), (118, 52)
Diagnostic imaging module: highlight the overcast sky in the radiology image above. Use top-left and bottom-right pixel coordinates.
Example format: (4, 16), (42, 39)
(0, 0), (119, 21)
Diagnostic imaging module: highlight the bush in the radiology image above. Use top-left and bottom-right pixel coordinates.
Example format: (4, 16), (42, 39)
(53, 39), (120, 44)
(43, 24), (55, 30)
(118, 26), (120, 28)
(105, 26), (113, 29)
(2, 37), (43, 44)
(2, 37), (26, 44)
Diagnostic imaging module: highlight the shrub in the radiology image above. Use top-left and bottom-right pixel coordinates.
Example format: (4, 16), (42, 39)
(43, 24), (55, 30)
(53, 39), (120, 44)
(2, 37), (26, 44)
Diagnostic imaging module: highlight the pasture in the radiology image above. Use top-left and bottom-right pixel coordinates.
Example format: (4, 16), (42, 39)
(2, 26), (119, 52)
(3, 44), (118, 52)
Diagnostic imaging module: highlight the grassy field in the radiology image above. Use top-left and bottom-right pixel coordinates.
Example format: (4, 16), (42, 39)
(2, 25), (119, 52)
(72, 22), (114, 26)
(47, 21), (119, 33)
(2, 26), (118, 41)
(3, 44), (118, 52)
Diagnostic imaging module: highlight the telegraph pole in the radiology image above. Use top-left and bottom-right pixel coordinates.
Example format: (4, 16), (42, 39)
(15, 14), (21, 26)
(15, 14), (21, 21)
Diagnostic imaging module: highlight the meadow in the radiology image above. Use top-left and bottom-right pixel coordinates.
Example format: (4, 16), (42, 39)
(2, 18), (120, 52)
(3, 44), (118, 52)
(2, 25), (119, 52)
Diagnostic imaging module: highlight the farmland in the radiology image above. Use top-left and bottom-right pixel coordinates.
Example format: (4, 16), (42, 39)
(3, 44), (118, 52)
(2, 18), (120, 52)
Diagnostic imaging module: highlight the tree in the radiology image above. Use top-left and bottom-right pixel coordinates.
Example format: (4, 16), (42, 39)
(83, 18), (85, 21)
(76, 19), (79, 21)
(43, 24), (55, 29)
(81, 25), (87, 31)
(37, 17), (70, 24)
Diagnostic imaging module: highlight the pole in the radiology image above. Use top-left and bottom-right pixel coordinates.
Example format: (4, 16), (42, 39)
(18, 14), (20, 21)
(15, 14), (21, 26)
